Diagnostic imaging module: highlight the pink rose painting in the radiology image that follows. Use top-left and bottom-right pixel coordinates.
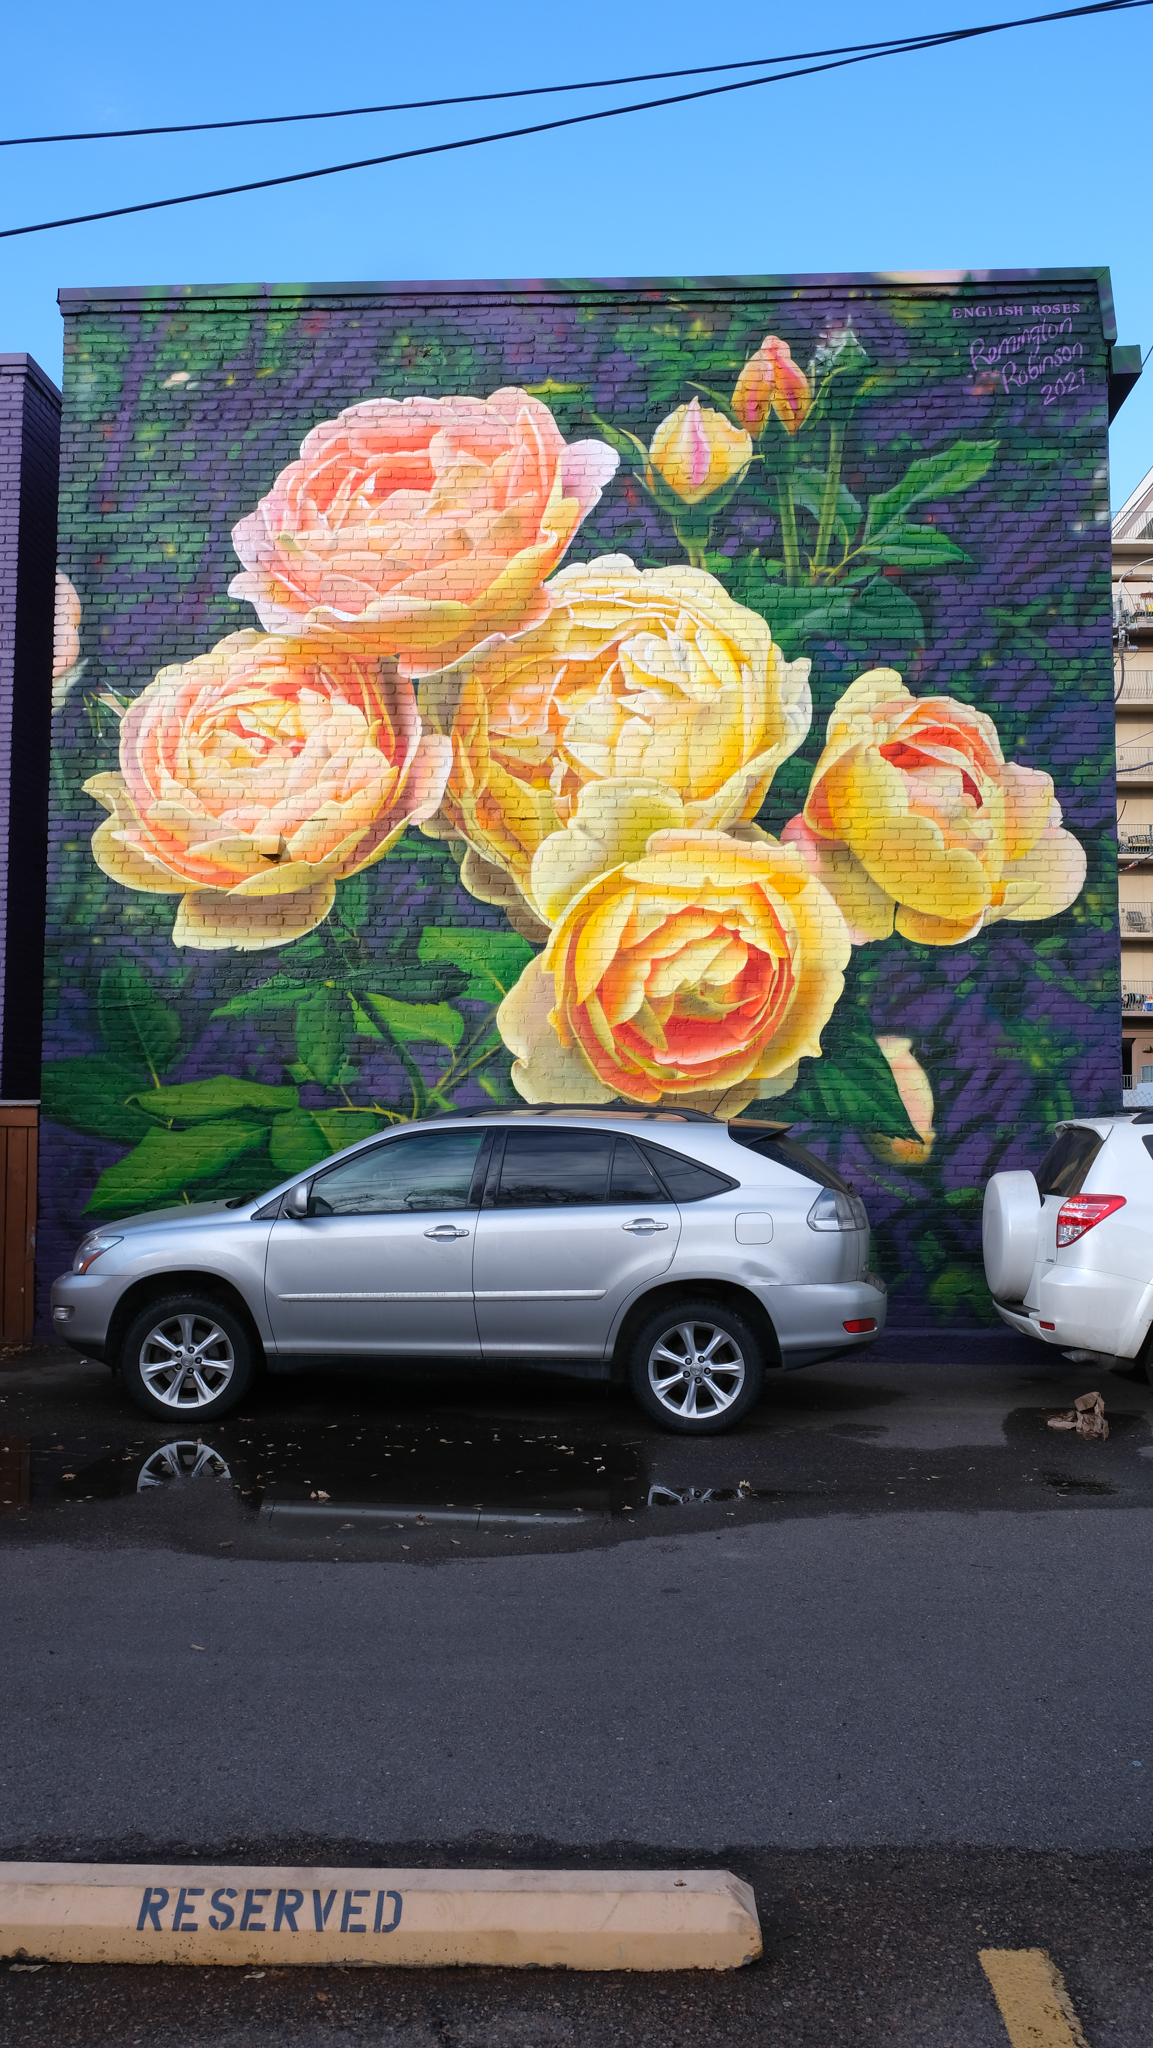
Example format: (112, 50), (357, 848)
(229, 389), (619, 676)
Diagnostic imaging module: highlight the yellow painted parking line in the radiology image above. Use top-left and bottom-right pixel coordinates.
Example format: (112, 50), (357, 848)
(979, 1948), (1090, 2048)
(0, 1863), (760, 1971)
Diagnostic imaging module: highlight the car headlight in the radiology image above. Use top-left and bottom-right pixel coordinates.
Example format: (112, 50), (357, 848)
(806, 1189), (868, 1233)
(72, 1233), (123, 1275)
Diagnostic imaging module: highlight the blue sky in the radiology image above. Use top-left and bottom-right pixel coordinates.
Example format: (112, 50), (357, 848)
(3, 0), (1151, 504)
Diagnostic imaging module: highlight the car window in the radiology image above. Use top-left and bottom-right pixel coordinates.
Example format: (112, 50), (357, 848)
(309, 1130), (486, 1216)
(609, 1136), (670, 1205)
(495, 1129), (613, 1207)
(727, 1128), (851, 1193)
(1035, 1126), (1105, 1198)
(637, 1141), (739, 1202)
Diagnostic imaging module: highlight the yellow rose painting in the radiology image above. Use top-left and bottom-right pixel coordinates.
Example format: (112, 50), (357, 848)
(422, 556), (812, 928)
(783, 670), (1086, 945)
(497, 827), (851, 1115)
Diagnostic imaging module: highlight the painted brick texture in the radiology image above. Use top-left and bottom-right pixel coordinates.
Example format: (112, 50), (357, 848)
(0, 354), (60, 1104)
(40, 274), (1118, 1330)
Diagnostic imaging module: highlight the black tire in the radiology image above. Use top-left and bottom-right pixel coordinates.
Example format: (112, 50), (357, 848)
(119, 1293), (256, 1423)
(627, 1297), (764, 1434)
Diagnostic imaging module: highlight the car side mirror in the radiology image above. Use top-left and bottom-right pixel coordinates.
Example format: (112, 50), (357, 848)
(283, 1182), (310, 1218)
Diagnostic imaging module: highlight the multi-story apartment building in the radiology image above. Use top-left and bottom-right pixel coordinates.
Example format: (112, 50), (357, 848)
(1114, 468), (1153, 1086)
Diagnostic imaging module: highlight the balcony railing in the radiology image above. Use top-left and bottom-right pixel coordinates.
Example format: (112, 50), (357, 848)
(1122, 903), (1153, 933)
(1114, 668), (1153, 702)
(1119, 829), (1153, 856)
(1122, 983), (1153, 1008)
(1117, 743), (1153, 776)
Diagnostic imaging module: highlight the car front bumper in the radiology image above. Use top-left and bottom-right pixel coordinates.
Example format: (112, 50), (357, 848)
(49, 1270), (121, 1359)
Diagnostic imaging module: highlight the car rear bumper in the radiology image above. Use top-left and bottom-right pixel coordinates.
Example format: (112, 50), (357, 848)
(767, 1277), (888, 1367)
(992, 1300), (1045, 1341)
(994, 1272), (1153, 1359)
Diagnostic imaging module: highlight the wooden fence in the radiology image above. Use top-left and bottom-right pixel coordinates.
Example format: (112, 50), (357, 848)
(0, 1104), (37, 1345)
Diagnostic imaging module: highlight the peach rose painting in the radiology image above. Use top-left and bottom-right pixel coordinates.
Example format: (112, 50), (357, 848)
(228, 390), (619, 674)
(84, 632), (452, 951)
(42, 281), (1113, 1330)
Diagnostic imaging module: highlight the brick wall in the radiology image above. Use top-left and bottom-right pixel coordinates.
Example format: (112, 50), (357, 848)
(0, 354), (59, 1103)
(39, 274), (1118, 1330)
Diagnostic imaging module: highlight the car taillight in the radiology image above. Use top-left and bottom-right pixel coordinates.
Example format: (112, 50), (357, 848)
(843, 1318), (877, 1333)
(1055, 1194), (1126, 1247)
(807, 1189), (869, 1232)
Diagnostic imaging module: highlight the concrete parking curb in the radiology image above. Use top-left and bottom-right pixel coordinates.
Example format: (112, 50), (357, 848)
(0, 1864), (761, 1971)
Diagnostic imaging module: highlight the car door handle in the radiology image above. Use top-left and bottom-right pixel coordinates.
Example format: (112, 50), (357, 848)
(622, 1218), (669, 1234)
(424, 1225), (470, 1240)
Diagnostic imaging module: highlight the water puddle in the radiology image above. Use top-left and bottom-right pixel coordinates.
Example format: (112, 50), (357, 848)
(0, 1416), (774, 1529)
(1041, 1468), (1116, 1497)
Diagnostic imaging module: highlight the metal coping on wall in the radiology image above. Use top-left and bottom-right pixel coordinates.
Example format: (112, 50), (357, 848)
(0, 354), (62, 408)
(55, 268), (1117, 338)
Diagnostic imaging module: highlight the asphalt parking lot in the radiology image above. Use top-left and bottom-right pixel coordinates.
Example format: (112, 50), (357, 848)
(3, 1332), (1153, 2042)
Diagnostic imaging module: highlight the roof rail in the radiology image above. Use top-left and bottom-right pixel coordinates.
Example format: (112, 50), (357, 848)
(416, 1101), (719, 1123)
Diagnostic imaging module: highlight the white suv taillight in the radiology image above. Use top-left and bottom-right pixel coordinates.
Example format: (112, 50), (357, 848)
(1055, 1195), (1125, 1247)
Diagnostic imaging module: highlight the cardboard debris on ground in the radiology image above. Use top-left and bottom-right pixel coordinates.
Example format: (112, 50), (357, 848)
(1047, 1391), (1109, 1440)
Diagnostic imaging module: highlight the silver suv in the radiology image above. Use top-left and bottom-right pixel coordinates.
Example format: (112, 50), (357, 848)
(51, 1107), (887, 1435)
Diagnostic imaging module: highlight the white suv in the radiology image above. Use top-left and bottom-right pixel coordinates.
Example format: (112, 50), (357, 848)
(983, 1114), (1153, 1373)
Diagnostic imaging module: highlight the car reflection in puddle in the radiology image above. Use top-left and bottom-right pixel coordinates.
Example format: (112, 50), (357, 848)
(646, 1481), (778, 1508)
(136, 1441), (232, 1490)
(23, 1417), (775, 1528)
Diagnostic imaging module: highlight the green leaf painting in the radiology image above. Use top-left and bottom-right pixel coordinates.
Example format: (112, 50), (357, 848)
(96, 963), (181, 1080)
(40, 1056), (155, 1145)
(294, 989), (353, 1089)
(267, 1107), (384, 1177)
(862, 439), (999, 544)
(785, 1029), (920, 1141)
(417, 928), (535, 1003)
(126, 1078), (299, 1124)
(361, 994), (464, 1050)
(84, 1120), (270, 1216)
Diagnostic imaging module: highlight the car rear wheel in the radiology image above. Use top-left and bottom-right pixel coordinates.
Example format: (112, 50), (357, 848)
(628, 1299), (764, 1434)
(119, 1295), (255, 1422)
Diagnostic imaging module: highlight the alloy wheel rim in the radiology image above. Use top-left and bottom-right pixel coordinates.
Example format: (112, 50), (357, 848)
(647, 1320), (746, 1420)
(139, 1313), (236, 1409)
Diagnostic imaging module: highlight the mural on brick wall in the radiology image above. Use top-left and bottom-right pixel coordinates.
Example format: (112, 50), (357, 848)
(42, 278), (1116, 1326)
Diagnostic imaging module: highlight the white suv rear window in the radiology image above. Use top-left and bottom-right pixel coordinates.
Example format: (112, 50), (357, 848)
(1035, 1126), (1105, 1197)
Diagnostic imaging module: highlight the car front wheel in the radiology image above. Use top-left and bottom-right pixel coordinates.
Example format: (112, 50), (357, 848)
(627, 1299), (764, 1434)
(119, 1295), (255, 1422)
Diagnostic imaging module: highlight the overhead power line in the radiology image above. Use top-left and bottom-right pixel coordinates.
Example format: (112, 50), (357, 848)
(0, 0), (1147, 240)
(0, 40), (1034, 148)
(0, 13), (1123, 149)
